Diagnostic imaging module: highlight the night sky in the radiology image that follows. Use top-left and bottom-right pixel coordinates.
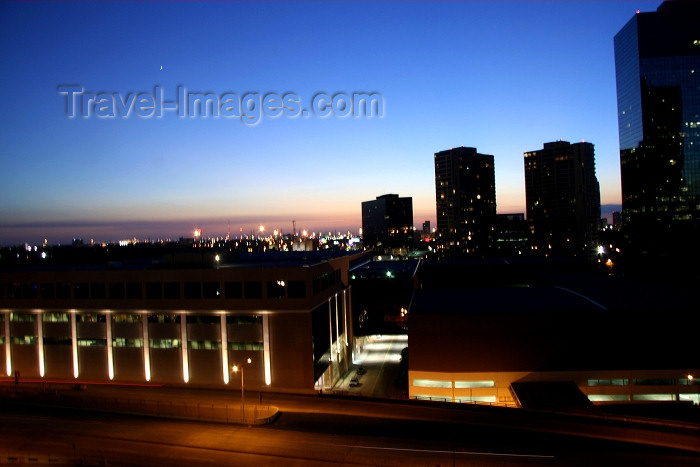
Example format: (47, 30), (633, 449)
(0, 1), (661, 246)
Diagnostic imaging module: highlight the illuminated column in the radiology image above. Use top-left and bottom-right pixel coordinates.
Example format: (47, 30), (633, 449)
(342, 289), (348, 346)
(328, 298), (333, 362)
(347, 285), (354, 362)
(106, 312), (114, 380)
(262, 314), (271, 386)
(181, 312), (189, 383)
(4, 311), (10, 376)
(334, 293), (340, 359)
(37, 311), (45, 377)
(71, 310), (78, 379)
(142, 312), (151, 382)
(221, 314), (229, 384)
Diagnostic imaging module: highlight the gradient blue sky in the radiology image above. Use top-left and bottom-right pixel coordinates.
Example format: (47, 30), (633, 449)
(0, 1), (661, 246)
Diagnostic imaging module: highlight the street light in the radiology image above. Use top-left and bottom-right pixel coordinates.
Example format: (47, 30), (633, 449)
(232, 358), (252, 421)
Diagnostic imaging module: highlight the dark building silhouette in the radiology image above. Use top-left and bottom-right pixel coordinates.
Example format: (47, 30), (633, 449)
(493, 213), (533, 257)
(361, 194), (414, 251)
(434, 147), (496, 258)
(614, 1), (700, 264)
(524, 141), (601, 259)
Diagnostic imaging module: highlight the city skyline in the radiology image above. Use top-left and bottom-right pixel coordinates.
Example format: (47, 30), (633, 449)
(0, 1), (660, 246)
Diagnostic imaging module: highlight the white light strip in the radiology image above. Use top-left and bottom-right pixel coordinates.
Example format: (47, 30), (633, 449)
(343, 289), (348, 346)
(334, 293), (340, 356)
(181, 312), (189, 383)
(263, 314), (271, 386)
(328, 298), (333, 362)
(71, 310), (78, 379)
(347, 286), (353, 346)
(37, 311), (44, 377)
(106, 312), (114, 380)
(221, 314), (229, 384)
(143, 311), (151, 382)
(4, 312), (11, 376)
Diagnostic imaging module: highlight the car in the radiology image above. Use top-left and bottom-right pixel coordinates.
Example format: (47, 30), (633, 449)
(349, 376), (360, 387)
(356, 366), (366, 375)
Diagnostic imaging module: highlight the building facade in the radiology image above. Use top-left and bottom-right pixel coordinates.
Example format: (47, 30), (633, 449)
(408, 260), (699, 407)
(0, 251), (367, 393)
(434, 147), (496, 258)
(361, 194), (414, 252)
(614, 1), (700, 261)
(524, 141), (601, 258)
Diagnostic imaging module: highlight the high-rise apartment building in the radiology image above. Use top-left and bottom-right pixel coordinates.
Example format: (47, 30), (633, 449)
(361, 194), (414, 250)
(434, 147), (496, 257)
(524, 141), (601, 258)
(614, 1), (700, 260)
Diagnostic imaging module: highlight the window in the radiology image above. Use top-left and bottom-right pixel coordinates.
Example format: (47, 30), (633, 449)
(588, 395), (630, 402)
(78, 313), (106, 323)
(147, 313), (180, 324)
(224, 281), (242, 298)
(633, 378), (676, 386)
(184, 282), (201, 299)
(109, 282), (125, 299)
(146, 282), (162, 299)
(91, 283), (106, 299)
(226, 315), (262, 325)
(74, 283), (89, 299)
(12, 336), (38, 345)
(113, 313), (142, 324)
(287, 281), (306, 298)
(7, 283), (21, 299)
(163, 282), (180, 299)
(77, 338), (107, 347)
(113, 338), (143, 348)
(454, 380), (495, 389)
(126, 282), (142, 299)
(185, 314), (219, 324)
(413, 379), (451, 388)
(587, 379), (629, 386)
(11, 313), (36, 322)
(43, 312), (69, 322)
(244, 281), (262, 299)
(57, 283), (71, 299)
(40, 283), (55, 299)
(203, 282), (221, 299)
(150, 338), (181, 349)
(266, 281), (285, 299)
(228, 342), (264, 351)
(188, 340), (222, 350)
(23, 283), (38, 299)
(43, 337), (72, 345)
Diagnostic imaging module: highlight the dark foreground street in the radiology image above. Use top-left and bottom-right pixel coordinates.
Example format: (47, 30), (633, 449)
(1, 383), (698, 467)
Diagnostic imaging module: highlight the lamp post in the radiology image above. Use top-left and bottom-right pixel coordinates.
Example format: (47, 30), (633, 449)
(232, 358), (252, 422)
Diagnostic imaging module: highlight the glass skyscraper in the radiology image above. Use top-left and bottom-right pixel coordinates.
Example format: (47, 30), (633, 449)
(614, 1), (700, 262)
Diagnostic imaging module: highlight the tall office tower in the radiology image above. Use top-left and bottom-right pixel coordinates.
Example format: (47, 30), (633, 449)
(524, 141), (601, 258)
(434, 147), (496, 257)
(361, 194), (414, 250)
(614, 1), (700, 261)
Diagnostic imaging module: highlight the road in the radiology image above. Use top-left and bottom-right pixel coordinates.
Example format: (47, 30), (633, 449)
(1, 335), (698, 466)
(1, 385), (699, 466)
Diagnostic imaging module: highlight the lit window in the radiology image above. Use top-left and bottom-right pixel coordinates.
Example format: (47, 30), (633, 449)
(413, 379), (451, 388)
